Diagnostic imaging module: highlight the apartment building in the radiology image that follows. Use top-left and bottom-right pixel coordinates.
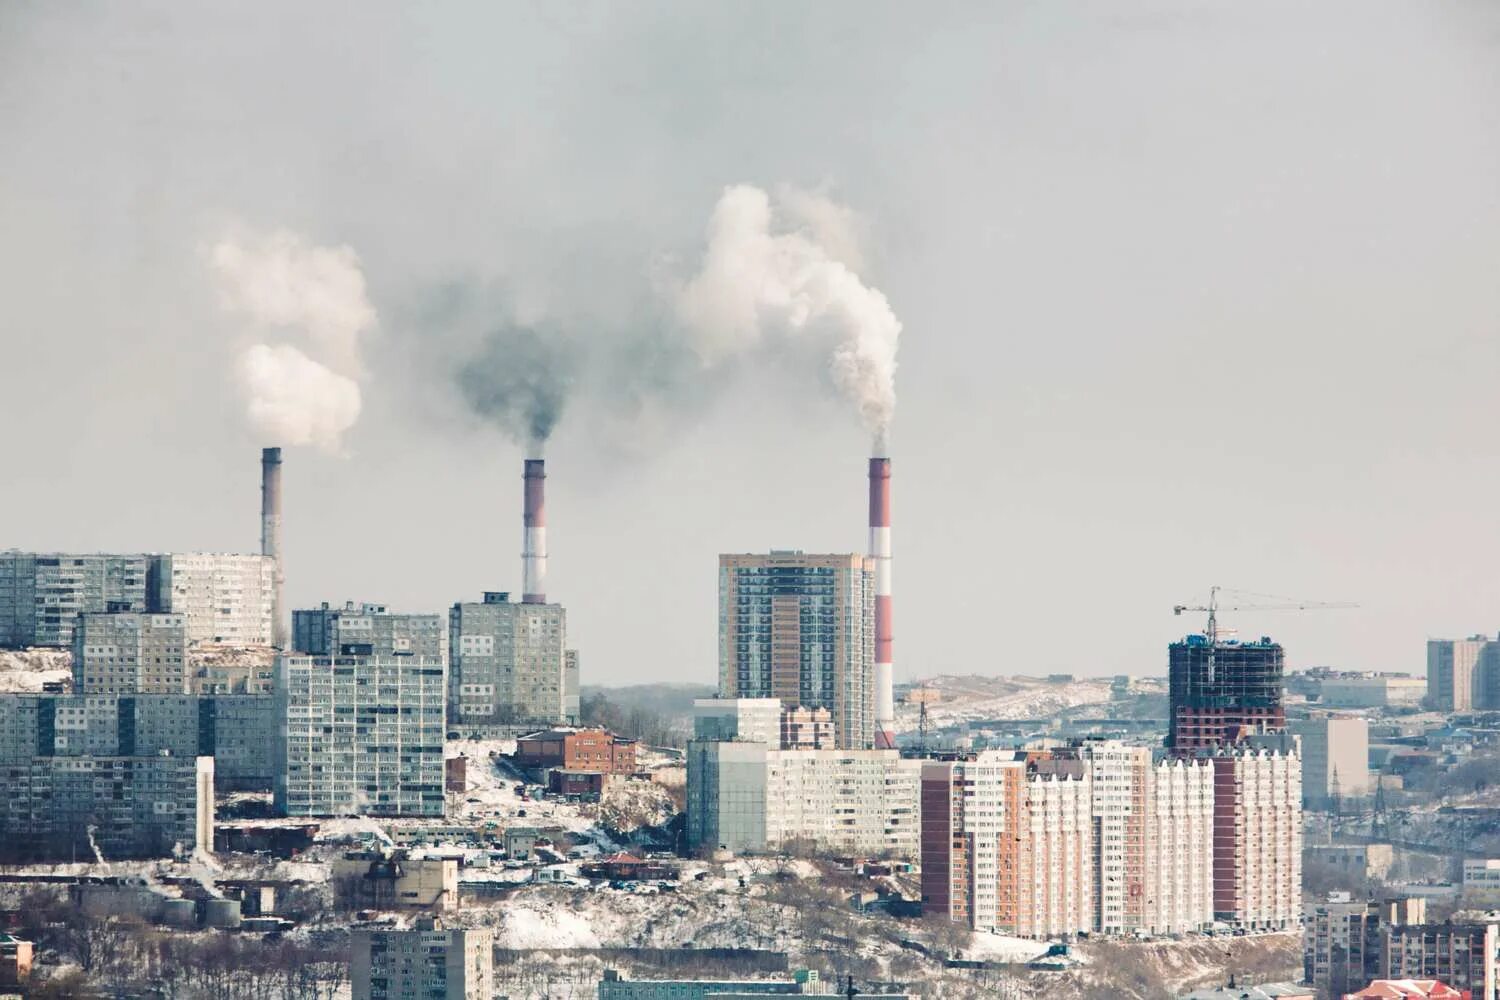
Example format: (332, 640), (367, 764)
(294, 602), (447, 660)
(149, 554), (275, 646)
(1381, 923), (1498, 1000)
(718, 552), (876, 750)
(1292, 715), (1370, 809)
(273, 654), (446, 817)
(0, 552), (150, 647)
(1427, 637), (1492, 713)
(1305, 897), (1428, 999)
(686, 739), (919, 858)
(920, 751), (1094, 939)
(921, 742), (1217, 939)
(72, 612), (188, 694)
(693, 698), (783, 745)
(1210, 734), (1303, 930)
(449, 593), (574, 728)
(0, 693), (276, 790)
(351, 918), (492, 1000)
(0, 754), (213, 861)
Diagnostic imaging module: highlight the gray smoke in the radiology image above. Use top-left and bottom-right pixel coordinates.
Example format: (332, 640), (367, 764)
(455, 324), (577, 456)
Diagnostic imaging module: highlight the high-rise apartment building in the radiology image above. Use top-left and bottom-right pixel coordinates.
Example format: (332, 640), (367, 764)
(920, 751), (1094, 939)
(273, 654), (446, 817)
(1427, 636), (1499, 713)
(0, 754), (213, 861)
(718, 552), (876, 750)
(1381, 922), (1498, 1000)
(920, 743), (1215, 939)
(1304, 897), (1428, 999)
(1209, 734), (1302, 930)
(72, 612), (188, 694)
(1169, 634), (1286, 749)
(449, 593), (574, 728)
(294, 602), (447, 659)
(148, 554), (275, 646)
(351, 918), (493, 1000)
(1291, 715), (1369, 809)
(0, 552), (150, 648)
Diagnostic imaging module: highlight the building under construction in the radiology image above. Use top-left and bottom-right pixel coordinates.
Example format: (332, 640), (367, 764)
(1167, 634), (1285, 749)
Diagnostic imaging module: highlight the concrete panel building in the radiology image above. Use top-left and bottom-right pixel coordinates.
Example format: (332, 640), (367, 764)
(294, 602), (446, 660)
(718, 552), (877, 750)
(149, 554), (275, 646)
(0, 754), (213, 861)
(686, 739), (919, 858)
(73, 612), (188, 694)
(1427, 637), (1493, 713)
(1381, 923), (1498, 1000)
(274, 655), (446, 817)
(1292, 715), (1370, 809)
(449, 593), (572, 729)
(0, 552), (150, 648)
(1209, 734), (1303, 930)
(352, 918), (492, 1000)
(693, 698), (783, 746)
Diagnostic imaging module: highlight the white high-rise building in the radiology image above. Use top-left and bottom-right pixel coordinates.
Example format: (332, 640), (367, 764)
(1209, 734), (1303, 930)
(352, 918), (492, 1000)
(150, 554), (275, 646)
(1144, 754), (1215, 934)
(1291, 714), (1369, 808)
(273, 654), (446, 817)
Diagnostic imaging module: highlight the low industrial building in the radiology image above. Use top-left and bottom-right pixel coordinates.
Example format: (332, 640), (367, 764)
(333, 851), (459, 911)
(0, 935), (32, 987)
(598, 969), (870, 998)
(516, 728), (637, 774)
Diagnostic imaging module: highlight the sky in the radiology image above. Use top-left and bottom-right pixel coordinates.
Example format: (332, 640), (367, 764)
(3, 2), (1500, 685)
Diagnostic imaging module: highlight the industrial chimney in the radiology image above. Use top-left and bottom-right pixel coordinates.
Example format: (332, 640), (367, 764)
(260, 447), (286, 649)
(522, 459), (547, 604)
(869, 457), (895, 748)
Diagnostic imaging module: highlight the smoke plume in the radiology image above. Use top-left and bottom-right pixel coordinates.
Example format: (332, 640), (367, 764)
(673, 184), (902, 447)
(211, 227), (376, 452)
(455, 324), (577, 457)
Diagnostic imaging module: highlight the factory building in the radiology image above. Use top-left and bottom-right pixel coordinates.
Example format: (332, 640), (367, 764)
(718, 552), (877, 750)
(72, 612), (188, 694)
(148, 553), (275, 646)
(0, 552), (150, 648)
(273, 654), (446, 817)
(0, 693), (277, 790)
(1291, 715), (1370, 809)
(449, 594), (574, 729)
(1320, 675), (1427, 710)
(351, 918), (493, 1000)
(1209, 734), (1303, 930)
(294, 602), (447, 659)
(598, 969), (862, 998)
(1169, 634), (1286, 749)
(0, 753), (213, 861)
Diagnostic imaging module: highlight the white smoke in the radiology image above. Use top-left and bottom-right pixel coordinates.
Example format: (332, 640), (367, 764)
(211, 227), (376, 453)
(673, 184), (902, 445)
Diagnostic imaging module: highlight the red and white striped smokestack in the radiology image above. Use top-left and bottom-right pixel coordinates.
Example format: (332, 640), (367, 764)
(522, 459), (547, 604)
(869, 456), (895, 748)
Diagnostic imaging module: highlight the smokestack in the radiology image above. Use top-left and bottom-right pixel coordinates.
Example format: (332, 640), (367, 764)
(869, 457), (895, 749)
(260, 447), (287, 649)
(522, 459), (547, 604)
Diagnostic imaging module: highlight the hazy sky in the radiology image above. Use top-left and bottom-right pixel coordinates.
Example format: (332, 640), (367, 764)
(4, 2), (1500, 684)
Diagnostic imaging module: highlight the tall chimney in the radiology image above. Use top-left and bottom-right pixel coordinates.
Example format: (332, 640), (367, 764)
(522, 459), (547, 604)
(260, 447), (287, 649)
(869, 457), (895, 748)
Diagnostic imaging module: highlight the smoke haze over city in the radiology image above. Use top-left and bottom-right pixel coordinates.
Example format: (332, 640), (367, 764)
(4, 2), (1500, 683)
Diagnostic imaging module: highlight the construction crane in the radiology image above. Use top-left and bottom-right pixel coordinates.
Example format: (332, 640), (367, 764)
(1172, 586), (1357, 681)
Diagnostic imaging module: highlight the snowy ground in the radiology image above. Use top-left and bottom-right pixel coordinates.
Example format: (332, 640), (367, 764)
(894, 675), (1120, 731)
(0, 648), (71, 691)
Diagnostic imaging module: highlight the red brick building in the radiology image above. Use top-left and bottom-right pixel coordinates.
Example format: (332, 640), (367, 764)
(516, 729), (637, 774)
